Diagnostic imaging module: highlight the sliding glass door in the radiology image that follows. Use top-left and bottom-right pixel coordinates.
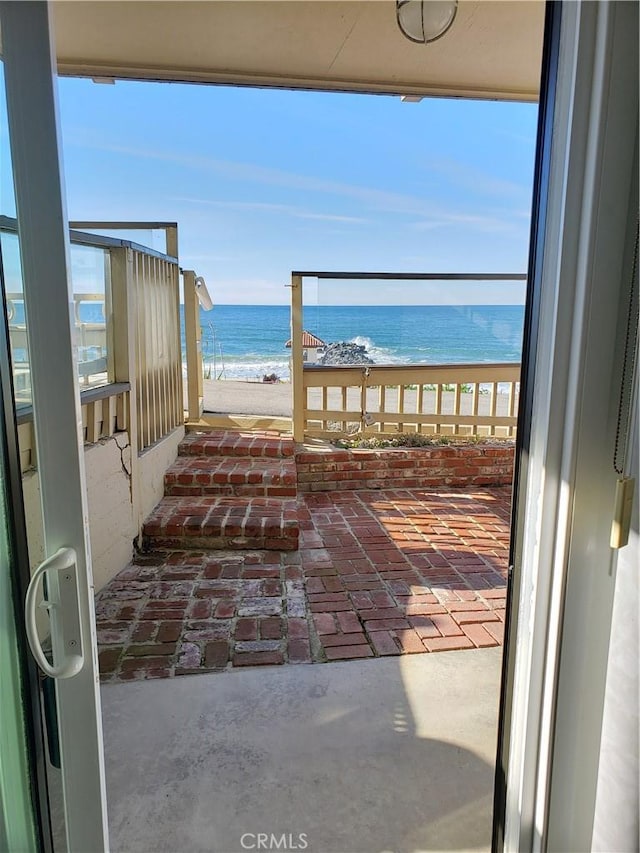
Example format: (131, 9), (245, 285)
(0, 2), (109, 849)
(0, 45), (52, 853)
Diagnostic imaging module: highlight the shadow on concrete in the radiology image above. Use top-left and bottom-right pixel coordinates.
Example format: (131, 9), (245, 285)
(101, 649), (501, 853)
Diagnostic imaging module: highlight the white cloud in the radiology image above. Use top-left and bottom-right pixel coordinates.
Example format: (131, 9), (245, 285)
(171, 196), (369, 224)
(410, 212), (527, 235)
(65, 130), (524, 226)
(425, 156), (531, 203)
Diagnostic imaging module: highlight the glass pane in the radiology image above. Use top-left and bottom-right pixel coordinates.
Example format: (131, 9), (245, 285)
(81, 225), (167, 254)
(0, 227), (115, 398)
(301, 275), (526, 439)
(0, 64), (16, 219)
(3, 65), (114, 399)
(0, 230), (30, 406)
(1, 61), (32, 411)
(70, 242), (113, 389)
(310, 277), (526, 366)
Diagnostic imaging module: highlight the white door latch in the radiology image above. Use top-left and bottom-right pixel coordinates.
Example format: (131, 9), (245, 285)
(25, 546), (84, 679)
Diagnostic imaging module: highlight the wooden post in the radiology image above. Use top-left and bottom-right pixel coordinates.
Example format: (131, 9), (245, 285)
(183, 269), (202, 422)
(104, 250), (115, 383)
(490, 381), (498, 437)
(196, 296), (203, 404)
(165, 225), (178, 259)
(342, 386), (348, 433)
(453, 383), (461, 435)
(416, 384), (424, 435)
(472, 382), (480, 437)
(508, 380), (517, 438)
(110, 246), (141, 534)
(291, 274), (304, 442)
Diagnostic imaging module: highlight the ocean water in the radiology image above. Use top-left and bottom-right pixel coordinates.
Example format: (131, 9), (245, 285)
(8, 300), (524, 381)
(185, 304), (525, 381)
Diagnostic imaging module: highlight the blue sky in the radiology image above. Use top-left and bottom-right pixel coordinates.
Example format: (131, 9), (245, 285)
(5, 75), (538, 304)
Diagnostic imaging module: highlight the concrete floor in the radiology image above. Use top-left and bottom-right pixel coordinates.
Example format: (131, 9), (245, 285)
(102, 648), (502, 853)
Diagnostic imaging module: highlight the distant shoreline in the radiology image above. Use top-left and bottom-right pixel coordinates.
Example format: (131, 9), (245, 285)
(187, 304), (525, 382)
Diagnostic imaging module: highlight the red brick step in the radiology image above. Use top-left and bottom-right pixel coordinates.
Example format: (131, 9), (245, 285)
(165, 456), (297, 498)
(143, 496), (299, 551)
(180, 430), (294, 459)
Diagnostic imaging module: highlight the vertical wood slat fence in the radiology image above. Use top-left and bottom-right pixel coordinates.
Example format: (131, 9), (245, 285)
(131, 249), (182, 451)
(301, 363), (521, 438)
(4, 218), (187, 456)
(291, 270), (527, 442)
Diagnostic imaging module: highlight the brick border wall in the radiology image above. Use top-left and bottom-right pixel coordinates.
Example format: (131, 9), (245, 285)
(296, 444), (515, 492)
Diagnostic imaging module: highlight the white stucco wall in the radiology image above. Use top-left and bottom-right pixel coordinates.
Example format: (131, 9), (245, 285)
(20, 426), (183, 593)
(21, 433), (136, 591)
(84, 434), (136, 591)
(138, 425), (184, 524)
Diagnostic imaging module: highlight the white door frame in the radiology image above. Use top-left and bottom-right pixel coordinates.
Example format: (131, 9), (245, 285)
(500, 1), (638, 849)
(2, 0), (636, 850)
(0, 2), (109, 850)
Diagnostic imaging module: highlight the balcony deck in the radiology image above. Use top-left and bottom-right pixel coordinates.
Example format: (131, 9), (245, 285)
(96, 483), (509, 681)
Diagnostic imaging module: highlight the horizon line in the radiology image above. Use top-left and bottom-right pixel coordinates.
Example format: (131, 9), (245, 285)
(199, 302), (526, 308)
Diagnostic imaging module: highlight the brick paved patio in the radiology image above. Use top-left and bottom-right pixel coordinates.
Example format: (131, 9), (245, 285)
(96, 485), (510, 681)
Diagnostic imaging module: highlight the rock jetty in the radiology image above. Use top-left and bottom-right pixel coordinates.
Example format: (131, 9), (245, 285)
(318, 341), (375, 366)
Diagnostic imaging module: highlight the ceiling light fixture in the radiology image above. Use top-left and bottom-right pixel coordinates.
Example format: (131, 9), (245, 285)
(396, 0), (458, 44)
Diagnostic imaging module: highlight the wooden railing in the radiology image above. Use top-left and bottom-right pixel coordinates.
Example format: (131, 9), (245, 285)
(290, 270), (526, 441)
(16, 384), (130, 472)
(2, 217), (186, 455)
(70, 221), (183, 454)
(302, 363), (520, 438)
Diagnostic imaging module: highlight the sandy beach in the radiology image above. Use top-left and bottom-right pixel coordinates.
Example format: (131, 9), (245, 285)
(202, 379), (292, 416)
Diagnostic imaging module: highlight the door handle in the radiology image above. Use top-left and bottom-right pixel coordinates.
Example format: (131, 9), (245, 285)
(25, 546), (84, 679)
